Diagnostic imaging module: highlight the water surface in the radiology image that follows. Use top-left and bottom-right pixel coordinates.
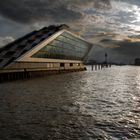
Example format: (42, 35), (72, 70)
(0, 66), (140, 140)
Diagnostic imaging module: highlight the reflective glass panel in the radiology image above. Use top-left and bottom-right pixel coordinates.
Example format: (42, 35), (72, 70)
(32, 31), (90, 60)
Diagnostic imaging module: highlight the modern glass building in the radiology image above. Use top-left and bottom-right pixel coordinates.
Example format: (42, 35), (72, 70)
(0, 24), (92, 75)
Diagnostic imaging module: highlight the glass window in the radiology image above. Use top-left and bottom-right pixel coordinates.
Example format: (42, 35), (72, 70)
(32, 31), (90, 60)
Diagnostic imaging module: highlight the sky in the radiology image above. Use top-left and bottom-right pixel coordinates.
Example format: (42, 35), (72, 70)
(0, 0), (140, 64)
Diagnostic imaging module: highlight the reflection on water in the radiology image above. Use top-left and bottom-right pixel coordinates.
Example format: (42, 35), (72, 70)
(0, 66), (140, 140)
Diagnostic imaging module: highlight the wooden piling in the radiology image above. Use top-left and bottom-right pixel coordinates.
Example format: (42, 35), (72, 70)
(95, 65), (97, 70)
(91, 65), (94, 71)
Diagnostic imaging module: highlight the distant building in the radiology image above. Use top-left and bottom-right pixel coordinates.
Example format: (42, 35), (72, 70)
(135, 58), (140, 66)
(0, 24), (92, 77)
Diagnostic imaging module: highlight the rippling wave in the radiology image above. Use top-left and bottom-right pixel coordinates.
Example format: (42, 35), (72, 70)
(0, 66), (140, 139)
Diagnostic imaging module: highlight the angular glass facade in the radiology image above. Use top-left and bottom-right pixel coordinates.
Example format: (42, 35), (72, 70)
(32, 32), (90, 61)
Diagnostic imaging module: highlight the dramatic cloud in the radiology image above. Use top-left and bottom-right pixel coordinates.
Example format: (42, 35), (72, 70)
(0, 0), (139, 37)
(0, 0), (140, 63)
(0, 0), (111, 23)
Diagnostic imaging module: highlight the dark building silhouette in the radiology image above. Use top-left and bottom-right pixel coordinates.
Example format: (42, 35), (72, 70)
(135, 58), (140, 66)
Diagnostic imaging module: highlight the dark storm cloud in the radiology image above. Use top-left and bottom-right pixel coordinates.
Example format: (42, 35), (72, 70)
(114, 42), (140, 55)
(0, 16), (33, 37)
(100, 37), (140, 56)
(0, 0), (82, 23)
(0, 0), (111, 23)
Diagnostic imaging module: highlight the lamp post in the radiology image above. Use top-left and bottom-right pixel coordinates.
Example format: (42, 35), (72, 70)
(105, 53), (107, 64)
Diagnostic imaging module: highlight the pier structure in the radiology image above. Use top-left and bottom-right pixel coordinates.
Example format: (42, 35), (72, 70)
(85, 59), (111, 71)
(0, 24), (92, 81)
(91, 63), (111, 71)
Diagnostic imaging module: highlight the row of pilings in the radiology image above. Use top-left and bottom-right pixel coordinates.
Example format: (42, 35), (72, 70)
(0, 68), (86, 82)
(91, 64), (111, 71)
(0, 71), (31, 82)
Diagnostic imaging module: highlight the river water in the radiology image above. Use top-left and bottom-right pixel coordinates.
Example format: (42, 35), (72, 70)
(0, 66), (140, 140)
